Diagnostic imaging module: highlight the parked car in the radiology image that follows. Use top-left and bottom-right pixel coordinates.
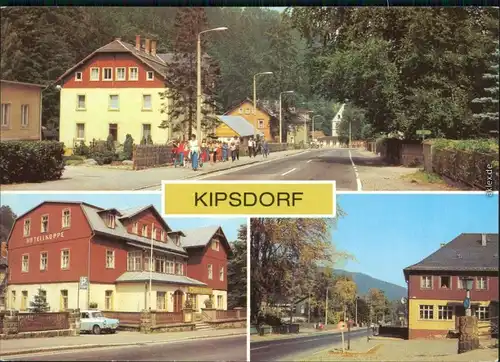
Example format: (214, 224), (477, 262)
(80, 309), (119, 335)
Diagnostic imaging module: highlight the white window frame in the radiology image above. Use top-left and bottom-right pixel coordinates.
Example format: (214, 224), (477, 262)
(106, 250), (115, 269)
(258, 119), (264, 129)
(167, 260), (174, 274)
(146, 71), (154, 81)
(103, 67), (113, 81)
(458, 277), (472, 290)
(142, 124), (151, 140)
(141, 225), (147, 237)
(106, 213), (116, 229)
(132, 222), (138, 234)
(21, 104), (29, 127)
(62, 209), (71, 229)
(75, 72), (83, 81)
(176, 262), (183, 275)
(108, 94), (119, 110)
(115, 67), (126, 81)
(212, 240), (220, 251)
(420, 276), (432, 289)
(41, 214), (49, 233)
(40, 252), (48, 271)
(21, 254), (29, 273)
(219, 266), (224, 281)
(437, 305), (453, 320)
(76, 95), (86, 110)
(476, 277), (488, 290)
(76, 123), (85, 140)
(23, 218), (31, 237)
(61, 249), (70, 270)
(90, 67), (100, 81)
(1, 103), (11, 127)
(157, 291), (166, 310)
(439, 275), (451, 289)
(161, 230), (166, 242)
(127, 251), (142, 271)
(475, 306), (489, 320)
(142, 94), (152, 110)
(105, 290), (113, 310)
(129, 67), (139, 81)
(419, 304), (434, 320)
(208, 264), (213, 279)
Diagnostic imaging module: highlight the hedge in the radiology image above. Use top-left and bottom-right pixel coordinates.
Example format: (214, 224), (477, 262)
(0, 141), (65, 184)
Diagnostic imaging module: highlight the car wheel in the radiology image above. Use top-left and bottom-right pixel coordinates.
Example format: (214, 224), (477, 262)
(110, 330), (116, 334)
(92, 325), (101, 335)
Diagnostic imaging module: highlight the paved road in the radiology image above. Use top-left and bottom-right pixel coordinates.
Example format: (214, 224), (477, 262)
(5, 335), (246, 361)
(251, 329), (369, 361)
(197, 148), (370, 191)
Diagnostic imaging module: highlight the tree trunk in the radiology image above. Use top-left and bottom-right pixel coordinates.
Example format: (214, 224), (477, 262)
(458, 316), (480, 354)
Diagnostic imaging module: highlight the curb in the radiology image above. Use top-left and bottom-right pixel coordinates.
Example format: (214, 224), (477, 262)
(132, 149), (310, 190)
(0, 332), (245, 358)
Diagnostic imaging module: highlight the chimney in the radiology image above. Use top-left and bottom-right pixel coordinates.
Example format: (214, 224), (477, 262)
(135, 35), (141, 51)
(0, 241), (7, 258)
(151, 40), (157, 56)
(145, 38), (151, 54)
(481, 234), (487, 246)
(440, 243), (446, 247)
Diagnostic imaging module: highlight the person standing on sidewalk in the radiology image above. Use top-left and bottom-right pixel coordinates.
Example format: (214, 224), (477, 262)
(222, 141), (228, 162)
(171, 139), (179, 167)
(230, 138), (237, 162)
(188, 134), (200, 171)
(262, 139), (269, 158)
(177, 140), (185, 167)
(235, 136), (241, 160)
(248, 137), (255, 158)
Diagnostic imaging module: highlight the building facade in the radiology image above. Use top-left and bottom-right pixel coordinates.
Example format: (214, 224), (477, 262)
(0, 80), (44, 141)
(56, 36), (173, 152)
(404, 233), (499, 339)
(224, 99), (274, 141)
(6, 201), (230, 313)
(0, 241), (7, 310)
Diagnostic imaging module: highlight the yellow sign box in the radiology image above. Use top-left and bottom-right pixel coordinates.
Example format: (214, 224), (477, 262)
(162, 181), (336, 217)
(188, 286), (213, 295)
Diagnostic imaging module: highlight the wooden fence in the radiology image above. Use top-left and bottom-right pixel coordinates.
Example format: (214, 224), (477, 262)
(18, 312), (69, 333)
(102, 311), (141, 326)
(156, 312), (183, 325)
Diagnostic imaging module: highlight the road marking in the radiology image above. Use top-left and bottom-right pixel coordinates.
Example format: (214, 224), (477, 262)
(307, 159), (312, 163)
(349, 150), (363, 192)
(281, 168), (297, 176)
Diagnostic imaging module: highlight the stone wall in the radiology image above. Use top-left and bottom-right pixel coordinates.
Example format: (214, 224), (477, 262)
(0, 309), (79, 340)
(208, 319), (247, 329)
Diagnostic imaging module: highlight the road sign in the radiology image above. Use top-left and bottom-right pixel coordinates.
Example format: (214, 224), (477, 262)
(338, 321), (346, 330)
(79, 276), (89, 290)
(416, 130), (431, 135)
(463, 297), (470, 309)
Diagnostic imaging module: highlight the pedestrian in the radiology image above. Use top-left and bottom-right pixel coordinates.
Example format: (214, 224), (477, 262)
(230, 138), (237, 162)
(234, 136), (240, 160)
(222, 141), (228, 162)
(215, 141), (221, 163)
(188, 134), (200, 171)
(177, 140), (185, 167)
(262, 139), (269, 158)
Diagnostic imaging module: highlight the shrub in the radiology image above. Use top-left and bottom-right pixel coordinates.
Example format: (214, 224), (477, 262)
(106, 134), (115, 152)
(89, 302), (98, 309)
(90, 150), (116, 165)
(123, 134), (134, 160)
(431, 138), (499, 154)
(0, 141), (65, 184)
(73, 140), (90, 157)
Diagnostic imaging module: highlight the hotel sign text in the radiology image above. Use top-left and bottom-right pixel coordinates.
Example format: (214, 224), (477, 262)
(25, 232), (65, 244)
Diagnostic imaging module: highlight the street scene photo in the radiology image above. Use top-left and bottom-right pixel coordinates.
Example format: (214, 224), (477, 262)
(1, 7), (498, 191)
(0, 193), (247, 361)
(250, 193), (499, 361)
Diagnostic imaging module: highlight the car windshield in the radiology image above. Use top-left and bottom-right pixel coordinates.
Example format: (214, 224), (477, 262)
(92, 312), (104, 318)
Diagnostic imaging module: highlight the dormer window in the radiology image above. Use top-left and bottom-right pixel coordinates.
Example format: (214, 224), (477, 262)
(106, 213), (116, 229)
(132, 222), (138, 234)
(152, 226), (157, 240)
(161, 230), (166, 242)
(141, 225), (147, 237)
(75, 72), (83, 81)
(174, 235), (180, 246)
(23, 219), (31, 237)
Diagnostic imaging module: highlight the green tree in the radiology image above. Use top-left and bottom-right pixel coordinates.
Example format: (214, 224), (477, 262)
(227, 224), (247, 309)
(30, 287), (50, 313)
(159, 7), (221, 139)
(0, 206), (16, 243)
(367, 288), (390, 323)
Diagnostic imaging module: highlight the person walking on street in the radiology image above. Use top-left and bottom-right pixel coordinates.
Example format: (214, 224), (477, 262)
(262, 139), (269, 158)
(188, 134), (200, 171)
(248, 137), (255, 158)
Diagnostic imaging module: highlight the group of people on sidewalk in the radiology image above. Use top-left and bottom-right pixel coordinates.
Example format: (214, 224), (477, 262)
(170, 134), (269, 171)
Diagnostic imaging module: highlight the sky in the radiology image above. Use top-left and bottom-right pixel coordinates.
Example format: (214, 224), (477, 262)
(0, 193), (245, 242)
(333, 193), (499, 288)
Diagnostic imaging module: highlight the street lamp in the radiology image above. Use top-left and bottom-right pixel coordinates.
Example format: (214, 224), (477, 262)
(279, 90), (295, 144)
(311, 115), (325, 143)
(464, 278), (474, 317)
(196, 26), (228, 141)
(253, 72), (273, 137)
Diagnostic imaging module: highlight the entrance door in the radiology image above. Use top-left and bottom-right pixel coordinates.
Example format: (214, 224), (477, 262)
(173, 290), (183, 313)
(109, 123), (118, 142)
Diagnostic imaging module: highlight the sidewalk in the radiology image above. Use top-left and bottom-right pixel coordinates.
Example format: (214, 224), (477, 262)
(0, 328), (245, 357)
(1, 149), (309, 191)
(251, 326), (363, 342)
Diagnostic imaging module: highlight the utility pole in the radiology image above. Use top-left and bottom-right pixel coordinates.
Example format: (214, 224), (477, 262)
(348, 120), (352, 148)
(355, 297), (358, 326)
(308, 292), (311, 324)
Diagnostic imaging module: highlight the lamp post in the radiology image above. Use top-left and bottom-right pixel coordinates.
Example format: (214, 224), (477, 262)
(311, 115), (325, 143)
(253, 72), (273, 137)
(465, 278), (474, 317)
(196, 26), (228, 141)
(279, 90), (295, 144)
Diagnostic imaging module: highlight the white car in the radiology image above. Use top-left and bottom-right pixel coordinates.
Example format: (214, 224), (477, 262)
(80, 309), (119, 335)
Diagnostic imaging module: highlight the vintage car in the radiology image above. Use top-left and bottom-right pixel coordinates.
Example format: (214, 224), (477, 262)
(80, 309), (119, 334)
